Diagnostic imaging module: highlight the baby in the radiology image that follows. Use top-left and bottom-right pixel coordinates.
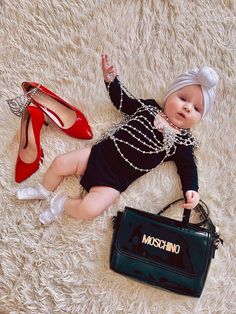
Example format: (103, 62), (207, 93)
(16, 54), (219, 224)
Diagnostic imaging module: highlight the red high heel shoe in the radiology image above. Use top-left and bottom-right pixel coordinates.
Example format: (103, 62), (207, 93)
(21, 82), (93, 140)
(15, 105), (45, 183)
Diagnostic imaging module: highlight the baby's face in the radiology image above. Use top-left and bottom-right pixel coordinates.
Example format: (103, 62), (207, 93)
(164, 85), (204, 129)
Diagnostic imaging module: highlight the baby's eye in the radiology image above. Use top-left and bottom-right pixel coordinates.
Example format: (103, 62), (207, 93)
(194, 106), (199, 112)
(179, 97), (186, 101)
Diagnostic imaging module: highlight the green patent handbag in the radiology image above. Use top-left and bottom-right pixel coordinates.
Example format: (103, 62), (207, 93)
(110, 199), (223, 297)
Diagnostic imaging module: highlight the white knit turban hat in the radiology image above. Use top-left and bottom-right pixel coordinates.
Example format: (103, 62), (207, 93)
(164, 66), (219, 117)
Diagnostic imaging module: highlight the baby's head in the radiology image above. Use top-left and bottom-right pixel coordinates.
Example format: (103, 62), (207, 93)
(163, 66), (219, 129)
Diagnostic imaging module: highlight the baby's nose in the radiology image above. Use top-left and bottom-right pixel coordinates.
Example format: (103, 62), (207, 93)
(183, 103), (192, 113)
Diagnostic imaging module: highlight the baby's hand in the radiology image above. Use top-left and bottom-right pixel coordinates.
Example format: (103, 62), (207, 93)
(102, 53), (117, 83)
(182, 190), (200, 209)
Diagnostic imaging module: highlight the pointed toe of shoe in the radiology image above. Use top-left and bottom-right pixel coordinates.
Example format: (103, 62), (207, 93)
(64, 111), (93, 139)
(15, 158), (39, 183)
(85, 127), (93, 139)
(75, 123), (93, 139)
(15, 150), (43, 183)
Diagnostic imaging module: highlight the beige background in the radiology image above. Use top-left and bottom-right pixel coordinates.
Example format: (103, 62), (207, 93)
(0, 0), (235, 313)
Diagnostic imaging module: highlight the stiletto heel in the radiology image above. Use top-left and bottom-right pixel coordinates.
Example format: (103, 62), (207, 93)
(6, 86), (39, 117)
(21, 82), (93, 139)
(15, 105), (45, 183)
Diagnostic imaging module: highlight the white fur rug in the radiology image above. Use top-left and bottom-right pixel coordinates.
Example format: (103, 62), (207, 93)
(0, 1), (235, 313)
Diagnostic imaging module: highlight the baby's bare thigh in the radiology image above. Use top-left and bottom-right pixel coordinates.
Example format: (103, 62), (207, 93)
(81, 186), (120, 217)
(58, 147), (91, 176)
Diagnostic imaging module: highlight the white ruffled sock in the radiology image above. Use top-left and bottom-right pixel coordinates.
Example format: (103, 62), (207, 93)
(16, 183), (52, 200)
(39, 191), (68, 225)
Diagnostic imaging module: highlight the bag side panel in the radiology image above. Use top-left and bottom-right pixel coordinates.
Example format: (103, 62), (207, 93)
(110, 249), (206, 297)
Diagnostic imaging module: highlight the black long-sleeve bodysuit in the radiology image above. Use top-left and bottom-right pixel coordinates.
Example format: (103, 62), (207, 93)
(80, 77), (198, 195)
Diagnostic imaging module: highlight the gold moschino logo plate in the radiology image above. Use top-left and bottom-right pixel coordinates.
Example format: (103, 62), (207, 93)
(142, 234), (181, 254)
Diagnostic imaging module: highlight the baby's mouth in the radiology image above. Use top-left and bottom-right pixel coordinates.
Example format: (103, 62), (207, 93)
(178, 112), (186, 119)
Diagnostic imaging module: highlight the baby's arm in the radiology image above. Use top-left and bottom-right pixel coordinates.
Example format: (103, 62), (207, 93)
(172, 145), (199, 209)
(101, 53), (142, 115)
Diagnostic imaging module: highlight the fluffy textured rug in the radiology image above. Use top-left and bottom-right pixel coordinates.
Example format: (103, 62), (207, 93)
(0, 0), (235, 313)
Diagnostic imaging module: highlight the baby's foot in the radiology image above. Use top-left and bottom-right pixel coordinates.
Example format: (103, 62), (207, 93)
(16, 183), (52, 200)
(39, 209), (55, 225)
(39, 191), (68, 225)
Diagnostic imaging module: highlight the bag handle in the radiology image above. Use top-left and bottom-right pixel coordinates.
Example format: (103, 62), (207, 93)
(157, 199), (223, 253)
(183, 207), (191, 225)
(157, 198), (212, 229)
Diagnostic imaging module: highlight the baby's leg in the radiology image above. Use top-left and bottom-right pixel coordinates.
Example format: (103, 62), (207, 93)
(16, 148), (91, 200)
(64, 186), (120, 219)
(42, 147), (91, 191)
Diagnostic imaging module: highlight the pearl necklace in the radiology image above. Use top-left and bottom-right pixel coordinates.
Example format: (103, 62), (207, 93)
(105, 77), (198, 172)
(155, 111), (181, 133)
